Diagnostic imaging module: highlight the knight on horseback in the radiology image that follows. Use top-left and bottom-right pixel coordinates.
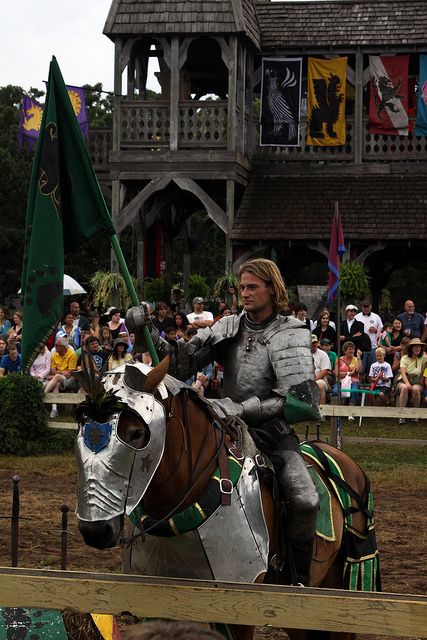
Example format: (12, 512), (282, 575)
(126, 258), (320, 586)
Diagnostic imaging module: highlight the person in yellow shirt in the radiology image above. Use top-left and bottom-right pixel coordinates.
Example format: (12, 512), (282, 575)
(45, 336), (78, 418)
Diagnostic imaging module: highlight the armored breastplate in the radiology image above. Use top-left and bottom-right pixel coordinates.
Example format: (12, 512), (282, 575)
(222, 323), (275, 403)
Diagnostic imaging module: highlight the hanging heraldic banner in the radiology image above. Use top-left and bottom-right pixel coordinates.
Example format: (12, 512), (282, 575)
(307, 56), (347, 146)
(260, 57), (302, 147)
(368, 55), (409, 136)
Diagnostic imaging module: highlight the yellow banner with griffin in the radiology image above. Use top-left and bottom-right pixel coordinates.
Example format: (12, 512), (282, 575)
(307, 57), (347, 146)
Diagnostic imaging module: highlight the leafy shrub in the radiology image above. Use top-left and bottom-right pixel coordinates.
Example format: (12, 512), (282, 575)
(143, 277), (172, 306)
(0, 374), (73, 455)
(90, 270), (139, 311)
(187, 274), (210, 305)
(339, 262), (370, 300)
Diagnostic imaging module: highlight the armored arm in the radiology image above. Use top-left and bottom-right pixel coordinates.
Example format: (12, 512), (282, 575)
(126, 305), (225, 381)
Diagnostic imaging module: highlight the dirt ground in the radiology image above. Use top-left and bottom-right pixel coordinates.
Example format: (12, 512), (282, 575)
(0, 462), (425, 640)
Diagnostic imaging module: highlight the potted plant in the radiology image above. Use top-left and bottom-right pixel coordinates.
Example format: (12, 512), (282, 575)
(213, 272), (239, 309)
(89, 271), (138, 311)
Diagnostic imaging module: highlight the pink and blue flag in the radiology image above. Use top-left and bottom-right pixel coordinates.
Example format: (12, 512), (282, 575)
(327, 204), (345, 303)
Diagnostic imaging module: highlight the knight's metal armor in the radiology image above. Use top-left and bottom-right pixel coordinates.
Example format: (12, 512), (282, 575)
(126, 307), (321, 585)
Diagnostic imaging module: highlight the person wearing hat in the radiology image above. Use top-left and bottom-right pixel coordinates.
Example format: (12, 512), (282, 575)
(340, 304), (370, 355)
(107, 308), (129, 341)
(395, 337), (427, 423)
(107, 337), (133, 371)
(319, 337), (338, 370)
(311, 335), (332, 404)
(355, 299), (383, 375)
(186, 297), (214, 329)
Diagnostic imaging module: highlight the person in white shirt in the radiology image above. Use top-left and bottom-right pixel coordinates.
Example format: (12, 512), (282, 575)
(186, 297), (214, 329)
(311, 334), (331, 403)
(368, 347), (393, 406)
(355, 299), (383, 375)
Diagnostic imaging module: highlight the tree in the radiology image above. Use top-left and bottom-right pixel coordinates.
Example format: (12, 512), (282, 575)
(82, 83), (114, 128)
(0, 85), (32, 301)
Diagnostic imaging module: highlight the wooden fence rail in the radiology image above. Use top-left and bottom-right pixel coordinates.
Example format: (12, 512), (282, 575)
(0, 568), (426, 637)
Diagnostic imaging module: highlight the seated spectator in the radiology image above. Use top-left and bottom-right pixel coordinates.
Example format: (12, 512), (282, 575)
(383, 318), (405, 367)
(5, 330), (20, 353)
(424, 364), (427, 407)
(368, 347), (393, 406)
(0, 342), (22, 376)
(294, 302), (313, 331)
(44, 336), (78, 418)
(312, 307), (336, 330)
(332, 341), (363, 415)
(152, 302), (174, 336)
(173, 312), (189, 340)
(0, 306), (11, 338)
(77, 336), (108, 375)
(214, 300), (228, 321)
(69, 300), (90, 331)
(311, 335), (331, 404)
(397, 300), (425, 339)
(57, 312), (81, 350)
(74, 329), (91, 359)
(319, 337), (338, 371)
(100, 325), (113, 354)
(392, 336), (410, 375)
(30, 344), (52, 385)
(184, 325), (197, 341)
(313, 309), (337, 349)
(164, 326), (177, 345)
(394, 337), (426, 424)
(0, 337), (7, 360)
(186, 297), (214, 329)
(88, 311), (101, 340)
(108, 337), (133, 371)
(108, 308), (128, 341)
(379, 321), (393, 350)
(11, 311), (23, 343)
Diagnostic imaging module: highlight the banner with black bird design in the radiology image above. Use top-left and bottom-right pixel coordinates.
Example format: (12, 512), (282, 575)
(307, 57), (347, 146)
(260, 57), (302, 146)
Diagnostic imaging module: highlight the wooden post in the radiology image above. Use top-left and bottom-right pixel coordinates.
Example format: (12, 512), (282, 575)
(183, 217), (191, 304)
(354, 49), (364, 165)
(227, 36), (238, 151)
(226, 180), (235, 272)
(111, 38), (123, 277)
(170, 36), (180, 151)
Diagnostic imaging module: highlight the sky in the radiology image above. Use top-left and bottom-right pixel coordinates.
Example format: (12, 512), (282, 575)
(0, 1), (116, 94)
(0, 0), (319, 96)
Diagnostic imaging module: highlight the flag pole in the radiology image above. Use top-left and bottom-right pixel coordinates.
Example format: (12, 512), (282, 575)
(110, 234), (160, 366)
(335, 202), (342, 449)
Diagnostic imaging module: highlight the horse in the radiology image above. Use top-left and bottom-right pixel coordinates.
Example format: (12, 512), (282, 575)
(75, 357), (380, 640)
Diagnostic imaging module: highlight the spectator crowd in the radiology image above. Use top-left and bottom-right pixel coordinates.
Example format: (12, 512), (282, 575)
(0, 294), (426, 423)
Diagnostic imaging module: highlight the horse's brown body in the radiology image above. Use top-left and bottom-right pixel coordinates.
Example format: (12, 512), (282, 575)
(77, 360), (367, 640)
(138, 367), (364, 640)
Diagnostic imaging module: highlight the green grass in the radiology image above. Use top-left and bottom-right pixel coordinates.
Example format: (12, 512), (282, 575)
(298, 418), (427, 441)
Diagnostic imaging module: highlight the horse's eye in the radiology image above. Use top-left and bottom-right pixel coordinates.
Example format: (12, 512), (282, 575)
(130, 429), (145, 442)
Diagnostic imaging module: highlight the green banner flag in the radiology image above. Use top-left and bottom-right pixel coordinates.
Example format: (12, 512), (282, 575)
(21, 57), (115, 372)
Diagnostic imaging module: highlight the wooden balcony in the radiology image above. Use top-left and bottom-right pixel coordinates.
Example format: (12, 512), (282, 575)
(88, 115), (427, 175)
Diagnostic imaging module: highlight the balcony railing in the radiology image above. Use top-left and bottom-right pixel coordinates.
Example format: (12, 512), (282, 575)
(119, 100), (228, 149)
(255, 117), (427, 162)
(88, 115), (427, 171)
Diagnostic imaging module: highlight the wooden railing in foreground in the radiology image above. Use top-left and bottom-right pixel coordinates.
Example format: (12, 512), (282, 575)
(0, 568), (426, 637)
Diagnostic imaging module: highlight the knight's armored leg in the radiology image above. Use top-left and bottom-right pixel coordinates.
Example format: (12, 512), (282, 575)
(250, 418), (319, 585)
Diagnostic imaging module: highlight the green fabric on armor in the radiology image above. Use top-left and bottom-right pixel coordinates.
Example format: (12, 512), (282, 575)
(283, 393), (319, 423)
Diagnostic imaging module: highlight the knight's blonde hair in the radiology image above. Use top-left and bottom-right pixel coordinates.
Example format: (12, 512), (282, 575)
(238, 258), (288, 312)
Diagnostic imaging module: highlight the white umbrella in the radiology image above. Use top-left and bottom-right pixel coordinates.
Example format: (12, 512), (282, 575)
(18, 274), (86, 296)
(63, 274), (86, 296)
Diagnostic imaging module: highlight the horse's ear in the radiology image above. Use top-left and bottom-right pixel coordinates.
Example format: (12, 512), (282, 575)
(143, 356), (170, 394)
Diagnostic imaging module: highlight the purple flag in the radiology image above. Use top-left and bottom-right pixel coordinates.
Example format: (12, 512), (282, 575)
(17, 95), (43, 151)
(66, 85), (89, 139)
(327, 204), (345, 303)
(18, 86), (88, 150)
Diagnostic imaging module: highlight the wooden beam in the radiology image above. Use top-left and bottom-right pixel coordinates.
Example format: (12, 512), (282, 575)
(170, 36), (180, 151)
(116, 177), (171, 234)
(355, 242), (386, 264)
(172, 177), (227, 233)
(0, 569), (425, 637)
(227, 36), (238, 151)
(320, 404), (427, 419)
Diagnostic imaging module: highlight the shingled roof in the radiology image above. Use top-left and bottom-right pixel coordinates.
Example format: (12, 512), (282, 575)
(232, 173), (427, 241)
(104, 0), (260, 49)
(256, 0), (427, 49)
